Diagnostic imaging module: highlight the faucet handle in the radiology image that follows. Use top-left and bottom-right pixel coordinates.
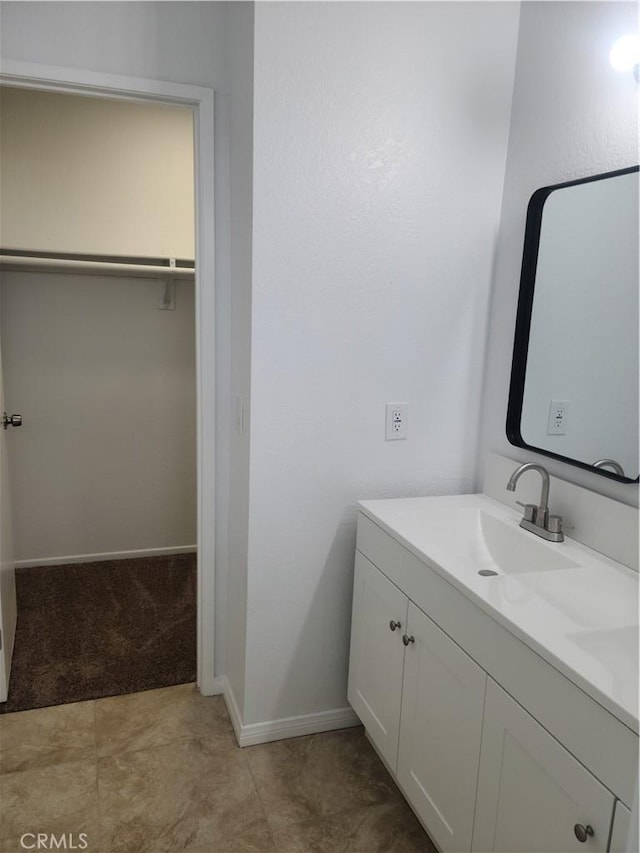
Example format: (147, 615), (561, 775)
(547, 514), (563, 534)
(516, 501), (537, 523)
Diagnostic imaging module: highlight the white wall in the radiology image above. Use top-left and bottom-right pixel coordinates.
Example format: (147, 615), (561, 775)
(0, 0), (233, 674)
(1, 271), (196, 563)
(478, 1), (639, 507)
(0, 2), (229, 90)
(225, 1), (254, 717)
(241, 1), (520, 725)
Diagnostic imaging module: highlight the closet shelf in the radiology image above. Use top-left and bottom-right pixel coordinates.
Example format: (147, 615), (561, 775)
(0, 250), (195, 279)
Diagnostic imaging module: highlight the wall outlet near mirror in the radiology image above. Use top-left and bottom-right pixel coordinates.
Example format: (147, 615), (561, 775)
(547, 400), (569, 435)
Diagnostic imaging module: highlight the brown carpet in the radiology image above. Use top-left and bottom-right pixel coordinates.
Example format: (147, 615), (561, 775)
(0, 553), (196, 714)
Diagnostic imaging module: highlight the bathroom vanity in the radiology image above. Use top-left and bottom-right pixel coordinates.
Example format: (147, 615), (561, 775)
(347, 493), (638, 853)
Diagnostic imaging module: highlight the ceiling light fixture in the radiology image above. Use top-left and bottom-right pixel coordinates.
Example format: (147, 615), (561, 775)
(609, 33), (640, 81)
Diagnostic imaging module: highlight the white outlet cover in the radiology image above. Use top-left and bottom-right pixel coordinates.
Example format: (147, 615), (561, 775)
(547, 400), (569, 435)
(385, 402), (408, 440)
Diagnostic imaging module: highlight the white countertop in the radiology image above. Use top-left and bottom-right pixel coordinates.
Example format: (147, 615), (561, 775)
(358, 493), (639, 733)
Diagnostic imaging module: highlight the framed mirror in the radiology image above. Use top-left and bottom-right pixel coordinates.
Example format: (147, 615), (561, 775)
(507, 165), (639, 483)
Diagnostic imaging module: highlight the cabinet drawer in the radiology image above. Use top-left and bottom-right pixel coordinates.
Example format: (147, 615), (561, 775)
(348, 552), (408, 771)
(472, 679), (616, 853)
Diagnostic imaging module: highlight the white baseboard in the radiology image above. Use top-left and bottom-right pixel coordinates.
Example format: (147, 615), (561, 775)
(221, 676), (244, 744)
(199, 675), (226, 697)
(15, 545), (197, 569)
(220, 676), (361, 747)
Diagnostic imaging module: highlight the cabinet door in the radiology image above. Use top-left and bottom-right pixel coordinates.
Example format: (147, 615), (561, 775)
(609, 801), (631, 853)
(472, 679), (615, 853)
(397, 601), (487, 853)
(348, 552), (408, 771)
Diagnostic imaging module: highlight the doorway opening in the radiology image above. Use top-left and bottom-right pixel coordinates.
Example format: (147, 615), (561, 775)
(0, 64), (216, 708)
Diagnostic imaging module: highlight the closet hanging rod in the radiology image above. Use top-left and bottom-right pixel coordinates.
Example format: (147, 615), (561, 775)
(0, 250), (195, 279)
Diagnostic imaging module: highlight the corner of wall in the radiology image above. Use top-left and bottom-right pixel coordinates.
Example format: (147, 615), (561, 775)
(224, 0), (255, 720)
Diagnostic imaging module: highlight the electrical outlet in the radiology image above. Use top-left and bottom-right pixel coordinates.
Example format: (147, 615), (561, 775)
(385, 403), (408, 440)
(547, 400), (569, 435)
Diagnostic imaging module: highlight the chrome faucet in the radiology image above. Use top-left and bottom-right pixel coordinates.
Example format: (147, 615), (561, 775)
(592, 458), (625, 477)
(506, 463), (564, 542)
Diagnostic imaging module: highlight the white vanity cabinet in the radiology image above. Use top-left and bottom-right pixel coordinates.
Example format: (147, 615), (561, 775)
(349, 507), (638, 853)
(397, 600), (486, 853)
(472, 679), (615, 853)
(609, 802), (632, 853)
(348, 552), (487, 853)
(347, 552), (407, 769)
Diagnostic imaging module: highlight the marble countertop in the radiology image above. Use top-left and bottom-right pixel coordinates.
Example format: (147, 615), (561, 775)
(358, 493), (639, 733)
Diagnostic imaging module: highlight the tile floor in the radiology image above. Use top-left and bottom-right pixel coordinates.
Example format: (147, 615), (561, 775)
(0, 684), (435, 853)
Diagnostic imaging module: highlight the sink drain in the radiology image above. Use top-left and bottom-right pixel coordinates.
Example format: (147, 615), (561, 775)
(478, 569), (499, 577)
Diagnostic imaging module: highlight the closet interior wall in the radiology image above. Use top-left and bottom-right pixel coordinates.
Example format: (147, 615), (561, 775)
(0, 86), (197, 566)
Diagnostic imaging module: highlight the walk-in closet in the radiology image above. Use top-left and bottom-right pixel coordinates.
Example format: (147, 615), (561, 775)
(0, 86), (198, 711)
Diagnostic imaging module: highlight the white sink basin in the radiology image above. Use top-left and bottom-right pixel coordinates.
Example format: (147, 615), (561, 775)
(369, 500), (579, 577)
(452, 508), (578, 575)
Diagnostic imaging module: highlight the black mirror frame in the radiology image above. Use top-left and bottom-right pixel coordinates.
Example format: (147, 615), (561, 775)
(506, 164), (640, 485)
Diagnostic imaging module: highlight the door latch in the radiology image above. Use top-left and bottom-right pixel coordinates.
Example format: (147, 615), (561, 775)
(2, 412), (22, 430)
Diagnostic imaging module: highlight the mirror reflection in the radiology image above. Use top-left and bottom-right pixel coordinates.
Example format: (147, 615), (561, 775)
(507, 166), (639, 482)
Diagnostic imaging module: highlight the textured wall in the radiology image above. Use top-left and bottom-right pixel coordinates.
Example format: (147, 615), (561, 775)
(242, 1), (520, 725)
(0, 1), (229, 89)
(478, 0), (639, 506)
